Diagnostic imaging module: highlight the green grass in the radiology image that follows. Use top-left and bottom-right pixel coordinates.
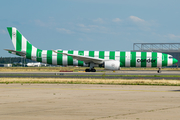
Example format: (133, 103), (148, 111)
(1, 77), (180, 86)
(66, 74), (178, 78)
(0, 74), (180, 78)
(1, 80), (180, 86)
(0, 66), (180, 72)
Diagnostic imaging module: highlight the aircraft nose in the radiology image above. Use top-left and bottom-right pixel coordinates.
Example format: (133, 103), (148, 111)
(173, 58), (178, 64)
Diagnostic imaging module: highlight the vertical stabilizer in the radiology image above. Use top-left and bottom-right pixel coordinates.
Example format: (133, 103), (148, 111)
(7, 27), (38, 52)
(7, 27), (41, 60)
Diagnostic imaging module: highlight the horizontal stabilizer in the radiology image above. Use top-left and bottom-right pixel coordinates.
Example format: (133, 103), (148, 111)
(4, 49), (26, 56)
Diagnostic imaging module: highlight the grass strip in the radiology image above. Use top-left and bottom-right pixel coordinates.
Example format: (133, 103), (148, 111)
(1, 74), (180, 78)
(72, 75), (180, 78)
(0, 67), (179, 72)
(1, 78), (180, 86)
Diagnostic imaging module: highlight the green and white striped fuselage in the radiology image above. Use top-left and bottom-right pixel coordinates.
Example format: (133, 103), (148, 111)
(32, 50), (176, 67)
(6, 27), (177, 69)
(13, 48), (176, 68)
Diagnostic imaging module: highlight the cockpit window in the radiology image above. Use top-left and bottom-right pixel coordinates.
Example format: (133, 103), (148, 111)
(169, 57), (173, 59)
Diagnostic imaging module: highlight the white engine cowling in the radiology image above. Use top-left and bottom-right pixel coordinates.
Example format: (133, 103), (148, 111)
(104, 61), (120, 70)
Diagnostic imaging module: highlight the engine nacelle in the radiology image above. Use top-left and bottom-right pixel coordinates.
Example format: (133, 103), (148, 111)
(104, 61), (120, 70)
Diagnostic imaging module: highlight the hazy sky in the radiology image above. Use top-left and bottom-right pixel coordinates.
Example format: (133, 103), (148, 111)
(1, 0), (180, 57)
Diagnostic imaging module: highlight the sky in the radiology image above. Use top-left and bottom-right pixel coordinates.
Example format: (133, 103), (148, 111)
(1, 0), (180, 57)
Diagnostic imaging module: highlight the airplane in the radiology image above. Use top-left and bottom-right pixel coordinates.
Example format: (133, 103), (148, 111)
(5, 27), (178, 73)
(27, 62), (46, 67)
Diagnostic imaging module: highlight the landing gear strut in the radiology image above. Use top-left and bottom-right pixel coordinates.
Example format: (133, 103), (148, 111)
(85, 63), (96, 72)
(157, 67), (161, 73)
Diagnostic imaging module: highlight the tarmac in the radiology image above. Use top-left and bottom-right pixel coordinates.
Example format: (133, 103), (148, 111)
(0, 70), (180, 80)
(0, 84), (180, 120)
(0, 70), (180, 75)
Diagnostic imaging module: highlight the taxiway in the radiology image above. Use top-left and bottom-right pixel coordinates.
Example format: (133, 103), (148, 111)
(0, 70), (179, 80)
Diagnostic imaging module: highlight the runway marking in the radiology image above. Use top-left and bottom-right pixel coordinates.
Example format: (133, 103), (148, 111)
(0, 86), (179, 93)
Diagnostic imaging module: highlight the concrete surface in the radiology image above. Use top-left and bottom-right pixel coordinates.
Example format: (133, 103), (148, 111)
(0, 70), (180, 75)
(1, 71), (180, 80)
(0, 84), (180, 120)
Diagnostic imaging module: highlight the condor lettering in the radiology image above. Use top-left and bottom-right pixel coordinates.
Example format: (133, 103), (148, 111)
(137, 59), (156, 63)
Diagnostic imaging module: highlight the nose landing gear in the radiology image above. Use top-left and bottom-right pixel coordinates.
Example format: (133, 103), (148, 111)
(157, 67), (161, 73)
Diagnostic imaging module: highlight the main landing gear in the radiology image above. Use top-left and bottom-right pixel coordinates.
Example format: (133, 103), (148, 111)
(85, 68), (96, 72)
(157, 67), (161, 73)
(85, 63), (96, 72)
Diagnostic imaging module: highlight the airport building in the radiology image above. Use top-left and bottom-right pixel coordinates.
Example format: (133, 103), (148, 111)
(132, 43), (180, 67)
(0, 64), (12, 67)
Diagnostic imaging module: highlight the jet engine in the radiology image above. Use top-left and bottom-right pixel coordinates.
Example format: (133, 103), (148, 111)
(104, 61), (120, 70)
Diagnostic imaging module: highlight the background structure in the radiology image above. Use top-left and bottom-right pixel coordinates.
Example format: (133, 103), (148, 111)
(132, 43), (180, 67)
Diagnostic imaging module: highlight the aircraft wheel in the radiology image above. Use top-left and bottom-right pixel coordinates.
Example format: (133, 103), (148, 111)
(85, 69), (90, 72)
(157, 70), (161, 73)
(157, 67), (161, 73)
(91, 68), (96, 72)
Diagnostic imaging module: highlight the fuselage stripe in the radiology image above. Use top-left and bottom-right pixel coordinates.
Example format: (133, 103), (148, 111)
(42, 50), (47, 63)
(57, 50), (63, 65)
(78, 51), (84, 66)
(152, 52), (157, 67)
(125, 52), (130, 67)
(109, 51), (115, 60)
(63, 50), (68, 66)
(131, 52), (136, 67)
(120, 52), (125, 67)
(31, 46), (37, 61)
(68, 50), (73, 65)
(104, 51), (109, 60)
(146, 52), (152, 67)
(47, 50), (52, 64)
(157, 53), (162, 67)
(141, 52), (146, 67)
(36, 49), (42, 62)
(99, 51), (104, 59)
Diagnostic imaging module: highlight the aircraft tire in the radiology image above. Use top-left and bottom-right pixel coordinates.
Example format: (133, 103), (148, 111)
(91, 69), (96, 72)
(157, 70), (161, 73)
(85, 69), (90, 72)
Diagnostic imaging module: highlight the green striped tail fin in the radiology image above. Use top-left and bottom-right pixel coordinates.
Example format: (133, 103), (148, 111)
(7, 27), (40, 58)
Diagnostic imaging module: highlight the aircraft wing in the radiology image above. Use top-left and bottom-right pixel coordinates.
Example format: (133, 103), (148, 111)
(4, 49), (26, 56)
(52, 50), (104, 64)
